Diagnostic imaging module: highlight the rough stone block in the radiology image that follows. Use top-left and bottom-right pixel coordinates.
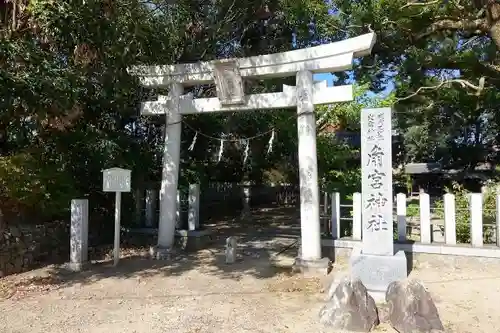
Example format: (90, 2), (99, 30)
(319, 276), (379, 332)
(350, 245), (407, 301)
(292, 257), (331, 275)
(67, 261), (90, 272)
(225, 236), (237, 264)
(149, 245), (176, 260)
(175, 229), (213, 252)
(386, 279), (444, 333)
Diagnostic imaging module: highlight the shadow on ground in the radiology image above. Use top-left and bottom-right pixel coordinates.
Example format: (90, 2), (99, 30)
(3, 206), (308, 292)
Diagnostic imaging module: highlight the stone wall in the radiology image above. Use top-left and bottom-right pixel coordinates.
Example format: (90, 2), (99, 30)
(0, 222), (69, 277)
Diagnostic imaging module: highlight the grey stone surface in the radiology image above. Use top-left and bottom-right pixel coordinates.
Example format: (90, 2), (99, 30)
(149, 246), (177, 260)
(66, 261), (91, 272)
(292, 257), (331, 275)
(319, 276), (379, 332)
(174, 229), (214, 252)
(212, 60), (245, 105)
(386, 279), (444, 333)
(350, 246), (407, 298)
(376, 303), (390, 323)
(360, 107), (394, 256)
(175, 229), (212, 237)
(225, 236), (237, 264)
(70, 199), (89, 271)
(144, 189), (157, 228)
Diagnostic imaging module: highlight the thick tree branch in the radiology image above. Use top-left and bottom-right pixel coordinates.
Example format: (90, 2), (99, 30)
(400, 0), (440, 9)
(417, 18), (489, 40)
(485, 2), (500, 49)
(401, 0), (465, 10)
(419, 55), (500, 78)
(397, 77), (487, 102)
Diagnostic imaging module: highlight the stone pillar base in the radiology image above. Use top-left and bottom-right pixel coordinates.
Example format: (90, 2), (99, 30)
(66, 261), (90, 272)
(349, 245), (408, 302)
(174, 229), (214, 252)
(149, 245), (177, 260)
(240, 210), (252, 221)
(292, 257), (331, 275)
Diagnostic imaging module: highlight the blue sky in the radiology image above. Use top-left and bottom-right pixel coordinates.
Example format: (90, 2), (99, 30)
(313, 73), (394, 98)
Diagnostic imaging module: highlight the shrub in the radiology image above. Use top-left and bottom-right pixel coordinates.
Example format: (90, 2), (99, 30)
(406, 203), (419, 218)
(434, 182), (496, 244)
(0, 152), (78, 221)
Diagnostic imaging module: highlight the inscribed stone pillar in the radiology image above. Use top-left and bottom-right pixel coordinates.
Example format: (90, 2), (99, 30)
(70, 199), (89, 271)
(175, 190), (182, 229)
(296, 70), (321, 261)
(360, 107), (394, 256)
(188, 184), (200, 231)
(241, 183), (251, 220)
(350, 107), (407, 300)
(145, 189), (157, 228)
(134, 188), (143, 225)
(158, 83), (183, 250)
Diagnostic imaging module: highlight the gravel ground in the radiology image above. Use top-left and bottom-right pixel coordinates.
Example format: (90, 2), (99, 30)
(1, 208), (500, 333)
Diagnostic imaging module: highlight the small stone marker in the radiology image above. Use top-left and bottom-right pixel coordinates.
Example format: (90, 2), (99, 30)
(241, 183), (251, 220)
(385, 279), (444, 333)
(319, 277), (379, 332)
(225, 236), (237, 264)
(187, 184), (200, 231)
(69, 199), (89, 272)
(103, 167), (131, 266)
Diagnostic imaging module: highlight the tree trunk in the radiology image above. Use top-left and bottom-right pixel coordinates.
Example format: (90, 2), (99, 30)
(488, 3), (500, 50)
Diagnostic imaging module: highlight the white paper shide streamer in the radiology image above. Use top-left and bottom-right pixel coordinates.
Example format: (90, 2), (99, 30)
(188, 132), (198, 151)
(243, 139), (250, 164)
(217, 138), (225, 163)
(186, 126), (277, 164)
(267, 129), (275, 154)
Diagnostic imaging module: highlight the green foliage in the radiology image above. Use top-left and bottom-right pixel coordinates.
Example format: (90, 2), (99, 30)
(434, 182), (497, 244)
(406, 203), (419, 218)
(2, 0), (499, 228)
(1, 0), (350, 223)
(317, 84), (394, 194)
(332, 0), (500, 170)
(0, 152), (78, 218)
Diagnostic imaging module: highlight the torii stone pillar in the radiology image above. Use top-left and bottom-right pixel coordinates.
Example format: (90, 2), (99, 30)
(157, 85), (183, 256)
(296, 70), (322, 261)
(128, 32), (377, 267)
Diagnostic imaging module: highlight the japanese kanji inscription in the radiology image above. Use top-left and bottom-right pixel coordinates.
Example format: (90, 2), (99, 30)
(361, 107), (394, 255)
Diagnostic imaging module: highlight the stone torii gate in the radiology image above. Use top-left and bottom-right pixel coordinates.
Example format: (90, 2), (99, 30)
(128, 32), (376, 266)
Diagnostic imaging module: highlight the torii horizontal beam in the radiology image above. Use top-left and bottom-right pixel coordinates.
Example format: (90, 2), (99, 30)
(128, 33), (376, 87)
(141, 81), (353, 115)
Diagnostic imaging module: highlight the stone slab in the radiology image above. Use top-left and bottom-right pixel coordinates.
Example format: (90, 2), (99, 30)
(175, 229), (212, 237)
(349, 245), (407, 301)
(175, 229), (214, 252)
(292, 257), (331, 275)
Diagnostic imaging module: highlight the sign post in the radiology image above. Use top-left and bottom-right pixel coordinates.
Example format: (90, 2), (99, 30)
(102, 167), (132, 266)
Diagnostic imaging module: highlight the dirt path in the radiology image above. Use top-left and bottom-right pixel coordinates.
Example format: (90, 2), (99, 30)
(1, 248), (500, 333)
(1, 207), (500, 333)
(0, 247), (328, 333)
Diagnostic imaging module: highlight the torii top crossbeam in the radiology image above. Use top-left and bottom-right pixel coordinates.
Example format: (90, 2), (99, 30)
(128, 33), (376, 88)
